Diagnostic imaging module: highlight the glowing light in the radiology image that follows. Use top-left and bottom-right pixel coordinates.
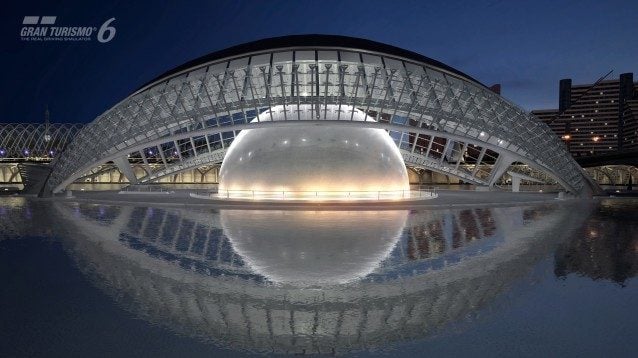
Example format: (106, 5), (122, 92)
(562, 135), (571, 140)
(221, 209), (407, 286)
(218, 105), (410, 200)
(592, 136), (600, 142)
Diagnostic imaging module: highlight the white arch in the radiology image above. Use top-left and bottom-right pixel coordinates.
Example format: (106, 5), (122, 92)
(46, 43), (590, 194)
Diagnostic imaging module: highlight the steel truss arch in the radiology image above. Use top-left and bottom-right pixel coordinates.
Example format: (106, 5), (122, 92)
(0, 123), (83, 160)
(46, 36), (589, 194)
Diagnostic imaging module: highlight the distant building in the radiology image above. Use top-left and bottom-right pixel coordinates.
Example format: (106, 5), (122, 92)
(532, 73), (638, 157)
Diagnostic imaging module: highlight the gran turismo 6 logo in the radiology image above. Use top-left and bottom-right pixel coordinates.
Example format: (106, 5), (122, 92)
(20, 16), (116, 43)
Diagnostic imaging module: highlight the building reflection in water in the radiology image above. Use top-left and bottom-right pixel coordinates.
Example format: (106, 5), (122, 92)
(555, 199), (638, 285)
(221, 210), (407, 286)
(23, 199), (591, 355)
(0, 198), (601, 354)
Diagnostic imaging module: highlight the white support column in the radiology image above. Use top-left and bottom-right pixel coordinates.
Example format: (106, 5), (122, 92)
(189, 137), (199, 157)
(439, 139), (452, 165)
(139, 150), (152, 176)
(472, 147), (487, 177)
(487, 153), (514, 187)
(511, 176), (521, 192)
(113, 156), (138, 184)
(410, 132), (419, 153)
(507, 171), (544, 192)
(454, 142), (468, 171)
(157, 145), (168, 168)
(173, 140), (184, 161)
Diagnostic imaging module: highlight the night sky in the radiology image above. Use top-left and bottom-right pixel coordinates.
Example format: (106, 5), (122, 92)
(2, 0), (636, 124)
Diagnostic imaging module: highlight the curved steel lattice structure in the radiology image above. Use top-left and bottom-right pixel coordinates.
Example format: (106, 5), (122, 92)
(0, 123), (83, 160)
(47, 35), (589, 194)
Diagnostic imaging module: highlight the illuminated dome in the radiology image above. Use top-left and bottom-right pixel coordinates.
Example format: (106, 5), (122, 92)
(220, 209), (408, 286)
(218, 105), (410, 199)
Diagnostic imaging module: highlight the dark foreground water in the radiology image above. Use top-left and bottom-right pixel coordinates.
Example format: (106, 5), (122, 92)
(1, 197), (637, 357)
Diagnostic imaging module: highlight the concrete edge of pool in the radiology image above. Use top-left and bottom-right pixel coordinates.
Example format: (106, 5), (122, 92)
(27, 189), (597, 210)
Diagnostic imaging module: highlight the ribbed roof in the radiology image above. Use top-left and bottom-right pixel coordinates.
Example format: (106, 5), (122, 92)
(139, 34), (484, 90)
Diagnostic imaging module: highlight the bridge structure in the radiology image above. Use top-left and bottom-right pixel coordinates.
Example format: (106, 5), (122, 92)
(3, 35), (597, 195)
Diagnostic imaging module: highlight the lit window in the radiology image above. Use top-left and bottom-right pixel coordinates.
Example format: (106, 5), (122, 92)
(595, 101), (599, 104)
(590, 119), (593, 122)
(611, 100), (614, 103)
(581, 115), (585, 118)
(575, 128), (579, 131)
(600, 92), (603, 95)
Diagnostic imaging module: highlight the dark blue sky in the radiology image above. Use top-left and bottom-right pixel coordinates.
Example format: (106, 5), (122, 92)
(2, 0), (636, 124)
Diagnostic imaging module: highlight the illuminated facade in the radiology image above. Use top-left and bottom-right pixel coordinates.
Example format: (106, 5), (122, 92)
(41, 35), (591, 194)
(218, 104), (410, 199)
(532, 73), (638, 156)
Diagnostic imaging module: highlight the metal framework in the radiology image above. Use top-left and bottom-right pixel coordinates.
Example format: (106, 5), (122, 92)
(46, 35), (589, 194)
(0, 123), (83, 160)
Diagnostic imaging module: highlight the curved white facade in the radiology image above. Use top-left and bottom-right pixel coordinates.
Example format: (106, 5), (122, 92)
(218, 105), (409, 197)
(45, 35), (593, 195)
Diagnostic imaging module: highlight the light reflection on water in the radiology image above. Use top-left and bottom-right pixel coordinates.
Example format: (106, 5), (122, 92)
(1, 198), (637, 356)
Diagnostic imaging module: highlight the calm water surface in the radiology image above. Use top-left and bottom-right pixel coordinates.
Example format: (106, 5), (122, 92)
(1, 197), (637, 357)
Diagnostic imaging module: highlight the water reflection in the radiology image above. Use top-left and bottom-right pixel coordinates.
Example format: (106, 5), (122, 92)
(555, 199), (638, 285)
(1, 199), (581, 354)
(221, 210), (407, 286)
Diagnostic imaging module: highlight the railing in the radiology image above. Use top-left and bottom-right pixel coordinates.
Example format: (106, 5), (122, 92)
(212, 187), (437, 201)
(119, 184), (172, 193)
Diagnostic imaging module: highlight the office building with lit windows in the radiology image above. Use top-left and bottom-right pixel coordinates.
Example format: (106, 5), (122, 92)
(532, 73), (638, 157)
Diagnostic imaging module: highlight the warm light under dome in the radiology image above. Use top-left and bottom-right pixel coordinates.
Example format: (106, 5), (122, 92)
(217, 105), (410, 200)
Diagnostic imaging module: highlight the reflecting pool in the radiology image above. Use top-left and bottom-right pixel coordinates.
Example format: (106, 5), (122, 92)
(1, 198), (638, 356)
